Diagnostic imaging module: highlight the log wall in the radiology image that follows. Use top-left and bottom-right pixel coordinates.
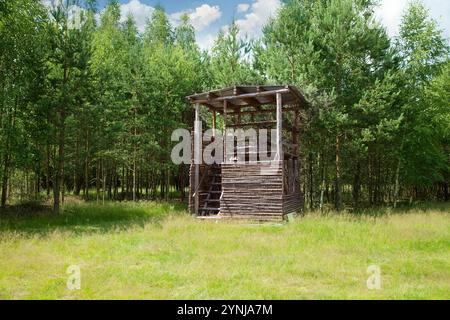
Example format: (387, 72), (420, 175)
(283, 193), (302, 215)
(190, 160), (303, 220)
(282, 159), (302, 215)
(190, 161), (303, 220)
(220, 161), (284, 221)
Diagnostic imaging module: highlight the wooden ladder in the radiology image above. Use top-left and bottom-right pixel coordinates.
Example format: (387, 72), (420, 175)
(199, 165), (222, 216)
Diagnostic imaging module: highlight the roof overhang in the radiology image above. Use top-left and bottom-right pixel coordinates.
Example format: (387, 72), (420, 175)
(187, 85), (309, 112)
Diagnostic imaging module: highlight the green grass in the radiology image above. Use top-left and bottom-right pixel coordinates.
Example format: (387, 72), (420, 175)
(0, 201), (449, 299)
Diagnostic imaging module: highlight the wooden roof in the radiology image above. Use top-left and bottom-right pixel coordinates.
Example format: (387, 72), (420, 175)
(187, 85), (309, 111)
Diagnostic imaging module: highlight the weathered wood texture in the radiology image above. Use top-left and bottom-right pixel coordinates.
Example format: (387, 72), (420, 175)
(282, 159), (302, 215)
(218, 161), (300, 220)
(188, 85), (306, 221)
(187, 85), (309, 111)
(283, 193), (302, 214)
(189, 165), (221, 211)
(190, 161), (302, 219)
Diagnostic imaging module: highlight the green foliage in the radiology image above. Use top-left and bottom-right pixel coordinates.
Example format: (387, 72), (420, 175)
(144, 6), (173, 47)
(0, 0), (49, 206)
(398, 0), (449, 84)
(210, 21), (263, 87)
(394, 0), (449, 187)
(425, 61), (450, 139)
(258, 0), (449, 208)
(0, 0), (448, 209)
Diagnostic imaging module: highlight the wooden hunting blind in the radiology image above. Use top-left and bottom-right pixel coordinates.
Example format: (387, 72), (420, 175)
(187, 85), (308, 221)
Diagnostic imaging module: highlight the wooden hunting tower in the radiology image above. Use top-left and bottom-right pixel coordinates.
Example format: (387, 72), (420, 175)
(187, 85), (308, 221)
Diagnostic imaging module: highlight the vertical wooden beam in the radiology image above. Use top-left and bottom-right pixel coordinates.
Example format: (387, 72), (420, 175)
(237, 108), (241, 127)
(276, 93), (283, 161)
(223, 100), (227, 164)
(293, 108), (299, 193)
(212, 110), (216, 138)
(194, 104), (200, 215)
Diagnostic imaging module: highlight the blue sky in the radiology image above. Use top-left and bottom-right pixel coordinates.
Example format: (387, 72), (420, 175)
(92, 0), (450, 50)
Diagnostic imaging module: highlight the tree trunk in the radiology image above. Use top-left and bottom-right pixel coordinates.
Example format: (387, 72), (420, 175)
(319, 152), (325, 212)
(102, 158), (106, 204)
(74, 135), (81, 196)
(53, 166), (60, 214)
(1, 95), (17, 208)
(46, 143), (51, 196)
(53, 120), (64, 214)
(84, 132), (89, 199)
(53, 59), (69, 214)
(309, 151), (314, 210)
(54, 109), (66, 214)
(1, 154), (9, 208)
(352, 161), (361, 210)
(96, 160), (100, 203)
(393, 140), (404, 209)
(133, 155), (136, 202)
(334, 135), (342, 211)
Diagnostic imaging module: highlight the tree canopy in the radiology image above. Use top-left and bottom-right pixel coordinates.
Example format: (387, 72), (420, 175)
(0, 0), (448, 212)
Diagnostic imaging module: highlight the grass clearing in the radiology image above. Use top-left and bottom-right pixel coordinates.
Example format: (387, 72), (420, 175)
(0, 202), (449, 299)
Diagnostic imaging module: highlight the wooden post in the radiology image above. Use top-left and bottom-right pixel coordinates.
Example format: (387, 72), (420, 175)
(194, 104), (200, 215)
(293, 108), (299, 193)
(276, 93), (283, 161)
(223, 100), (227, 164)
(212, 111), (216, 138)
(237, 108), (241, 127)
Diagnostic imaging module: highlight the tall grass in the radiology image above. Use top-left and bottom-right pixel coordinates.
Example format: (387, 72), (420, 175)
(0, 202), (448, 299)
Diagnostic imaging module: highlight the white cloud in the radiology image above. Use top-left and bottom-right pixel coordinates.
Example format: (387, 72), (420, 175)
(235, 0), (281, 39)
(375, 0), (408, 37)
(190, 4), (222, 31)
(120, 0), (154, 33)
(171, 4), (222, 32)
(237, 3), (250, 13)
(376, 0), (450, 39)
(197, 33), (218, 51)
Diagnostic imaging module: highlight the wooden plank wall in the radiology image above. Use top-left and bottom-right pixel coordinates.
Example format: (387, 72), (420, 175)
(220, 161), (285, 221)
(191, 163), (303, 219)
(283, 193), (302, 215)
(282, 159), (303, 215)
(189, 139), (303, 219)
